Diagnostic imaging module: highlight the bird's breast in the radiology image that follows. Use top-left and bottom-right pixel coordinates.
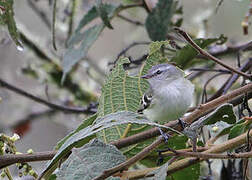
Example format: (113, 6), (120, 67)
(144, 79), (194, 124)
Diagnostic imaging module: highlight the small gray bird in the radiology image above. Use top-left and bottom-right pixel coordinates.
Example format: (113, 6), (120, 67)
(138, 64), (194, 125)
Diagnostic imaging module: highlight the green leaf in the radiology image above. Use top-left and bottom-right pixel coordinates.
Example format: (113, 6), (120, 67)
(56, 139), (124, 180)
(228, 123), (246, 140)
(171, 35), (227, 68)
(145, 0), (175, 41)
(184, 104), (236, 141)
(38, 111), (174, 179)
(0, 0), (23, 49)
(140, 41), (170, 75)
(211, 119), (245, 139)
(48, 174), (57, 180)
(96, 0), (114, 29)
(67, 4), (117, 47)
(72, 7), (98, 38)
(56, 113), (98, 150)
(204, 104), (236, 125)
(62, 24), (104, 83)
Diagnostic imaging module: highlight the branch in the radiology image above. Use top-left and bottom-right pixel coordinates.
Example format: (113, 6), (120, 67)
(0, 78), (96, 114)
(0, 151), (56, 169)
(174, 27), (252, 80)
(163, 149), (252, 159)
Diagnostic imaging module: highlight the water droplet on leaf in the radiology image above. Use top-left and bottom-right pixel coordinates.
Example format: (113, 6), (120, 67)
(222, 115), (229, 118)
(17, 45), (24, 52)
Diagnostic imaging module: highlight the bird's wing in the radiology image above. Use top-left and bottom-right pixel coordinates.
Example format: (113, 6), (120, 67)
(137, 90), (152, 114)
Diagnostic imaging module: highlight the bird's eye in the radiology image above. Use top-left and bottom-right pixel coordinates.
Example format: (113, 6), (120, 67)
(156, 70), (162, 74)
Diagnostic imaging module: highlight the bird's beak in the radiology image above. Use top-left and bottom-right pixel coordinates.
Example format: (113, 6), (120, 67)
(141, 74), (152, 79)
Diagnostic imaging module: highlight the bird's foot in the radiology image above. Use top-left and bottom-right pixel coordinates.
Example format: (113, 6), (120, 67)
(158, 127), (170, 142)
(178, 118), (188, 130)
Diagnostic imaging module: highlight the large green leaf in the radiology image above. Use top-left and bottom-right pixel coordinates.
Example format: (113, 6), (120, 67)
(56, 139), (124, 180)
(38, 111), (174, 179)
(0, 0), (23, 49)
(145, 0), (175, 41)
(96, 41), (170, 156)
(171, 35), (227, 68)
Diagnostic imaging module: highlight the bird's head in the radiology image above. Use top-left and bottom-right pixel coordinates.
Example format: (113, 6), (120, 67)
(141, 64), (183, 84)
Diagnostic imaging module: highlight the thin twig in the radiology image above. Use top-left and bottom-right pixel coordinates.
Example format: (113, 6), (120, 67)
(189, 68), (231, 74)
(52, 0), (57, 50)
(117, 14), (144, 26)
(201, 72), (229, 103)
(163, 149), (252, 159)
(119, 3), (144, 11)
(110, 41), (150, 65)
(175, 27), (252, 80)
(0, 78), (96, 114)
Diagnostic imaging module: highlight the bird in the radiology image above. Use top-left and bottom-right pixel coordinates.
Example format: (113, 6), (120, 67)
(138, 63), (194, 130)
